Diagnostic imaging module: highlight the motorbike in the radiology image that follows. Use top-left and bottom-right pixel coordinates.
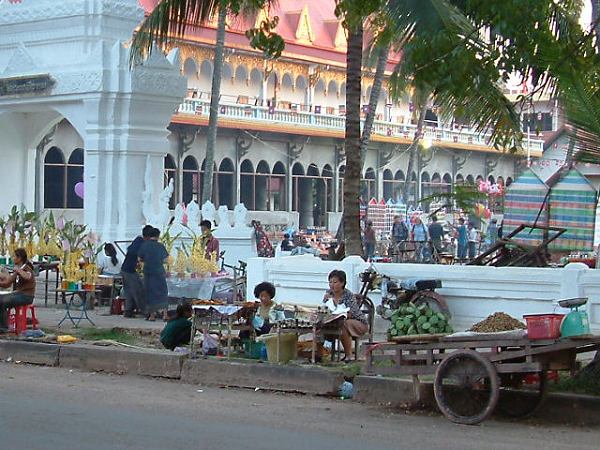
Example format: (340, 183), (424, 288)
(359, 267), (450, 320)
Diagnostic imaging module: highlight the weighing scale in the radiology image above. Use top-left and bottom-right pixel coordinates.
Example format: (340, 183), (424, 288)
(558, 297), (591, 338)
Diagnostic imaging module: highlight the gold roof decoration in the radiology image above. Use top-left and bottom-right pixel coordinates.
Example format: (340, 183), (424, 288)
(291, 5), (315, 44)
(254, 6), (270, 29)
(324, 20), (347, 50)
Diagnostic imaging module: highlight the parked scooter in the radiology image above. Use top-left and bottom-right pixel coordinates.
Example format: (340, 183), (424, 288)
(358, 267), (450, 320)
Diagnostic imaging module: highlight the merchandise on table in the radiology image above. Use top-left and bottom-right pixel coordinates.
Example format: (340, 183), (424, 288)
(469, 312), (526, 333)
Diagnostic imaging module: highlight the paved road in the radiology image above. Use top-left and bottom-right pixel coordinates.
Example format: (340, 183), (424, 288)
(0, 363), (598, 450)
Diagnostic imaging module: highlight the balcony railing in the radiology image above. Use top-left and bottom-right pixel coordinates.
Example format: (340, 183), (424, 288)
(177, 98), (545, 154)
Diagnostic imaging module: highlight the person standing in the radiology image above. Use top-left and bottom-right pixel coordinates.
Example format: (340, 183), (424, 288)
(120, 225), (152, 318)
(411, 217), (429, 263)
(428, 215), (445, 254)
(486, 219), (499, 247)
(391, 215), (408, 261)
(200, 220), (220, 260)
(138, 227), (169, 321)
(0, 248), (35, 332)
(468, 222), (480, 260)
(456, 218), (468, 261)
(363, 220), (376, 261)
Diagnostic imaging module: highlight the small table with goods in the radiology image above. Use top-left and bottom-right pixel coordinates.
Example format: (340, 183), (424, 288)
(189, 301), (258, 358)
(56, 287), (100, 327)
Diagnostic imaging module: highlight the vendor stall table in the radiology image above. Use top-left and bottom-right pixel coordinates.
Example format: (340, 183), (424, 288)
(56, 288), (100, 327)
(167, 275), (235, 302)
(273, 323), (316, 363)
(365, 334), (600, 425)
(34, 260), (60, 306)
(189, 303), (257, 358)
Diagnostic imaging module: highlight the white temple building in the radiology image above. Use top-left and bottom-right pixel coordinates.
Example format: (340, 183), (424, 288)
(0, 0), (548, 240)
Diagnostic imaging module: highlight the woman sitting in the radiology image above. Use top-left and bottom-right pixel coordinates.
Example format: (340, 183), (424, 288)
(321, 269), (368, 362)
(0, 248), (36, 333)
(97, 243), (122, 275)
(160, 303), (193, 351)
(240, 282), (285, 340)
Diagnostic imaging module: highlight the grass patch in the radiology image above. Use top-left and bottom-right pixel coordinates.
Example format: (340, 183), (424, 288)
(78, 327), (136, 345)
(551, 372), (600, 397)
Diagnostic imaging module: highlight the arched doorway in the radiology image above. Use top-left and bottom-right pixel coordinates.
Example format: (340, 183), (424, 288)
(217, 158), (234, 209)
(182, 155), (199, 203)
(271, 162), (286, 211)
(240, 159), (255, 209)
(255, 160), (270, 211)
(361, 167), (376, 201)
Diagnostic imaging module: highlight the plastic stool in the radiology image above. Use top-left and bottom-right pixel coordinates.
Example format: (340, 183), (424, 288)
(8, 304), (38, 335)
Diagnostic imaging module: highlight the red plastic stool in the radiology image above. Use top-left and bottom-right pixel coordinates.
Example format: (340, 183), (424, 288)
(8, 304), (39, 335)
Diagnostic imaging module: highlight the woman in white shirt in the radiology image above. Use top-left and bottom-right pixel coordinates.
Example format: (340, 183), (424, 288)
(98, 243), (122, 275)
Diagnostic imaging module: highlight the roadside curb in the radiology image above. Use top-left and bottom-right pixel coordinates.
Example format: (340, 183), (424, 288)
(1, 339), (599, 426)
(181, 358), (344, 395)
(58, 344), (184, 379)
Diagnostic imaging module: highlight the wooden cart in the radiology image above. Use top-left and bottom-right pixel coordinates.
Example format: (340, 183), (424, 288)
(365, 334), (600, 425)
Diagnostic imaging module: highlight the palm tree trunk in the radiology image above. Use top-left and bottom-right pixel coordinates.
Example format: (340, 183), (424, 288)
(401, 102), (427, 205)
(360, 45), (389, 154)
(202, 3), (227, 204)
(592, 0), (600, 53)
(343, 24), (364, 256)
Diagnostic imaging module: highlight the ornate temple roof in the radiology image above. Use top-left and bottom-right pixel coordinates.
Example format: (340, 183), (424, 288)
(139, 0), (400, 69)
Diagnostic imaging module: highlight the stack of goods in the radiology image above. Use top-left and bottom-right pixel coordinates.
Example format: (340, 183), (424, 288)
(367, 199), (386, 234)
(469, 312), (526, 333)
(387, 302), (453, 339)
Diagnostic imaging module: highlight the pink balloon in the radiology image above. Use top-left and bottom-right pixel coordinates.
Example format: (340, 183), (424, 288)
(74, 181), (84, 199)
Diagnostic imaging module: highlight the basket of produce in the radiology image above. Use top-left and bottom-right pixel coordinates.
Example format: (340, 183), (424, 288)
(387, 302), (453, 341)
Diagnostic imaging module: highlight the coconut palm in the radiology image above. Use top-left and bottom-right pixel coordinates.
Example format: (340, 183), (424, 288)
(131, 0), (283, 205)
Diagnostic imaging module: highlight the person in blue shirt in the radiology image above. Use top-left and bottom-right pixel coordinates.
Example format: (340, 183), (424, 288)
(456, 218), (468, 261)
(411, 217), (429, 262)
(120, 225), (153, 317)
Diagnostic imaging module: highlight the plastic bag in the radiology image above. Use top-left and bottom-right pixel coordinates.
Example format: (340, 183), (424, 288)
(202, 330), (218, 355)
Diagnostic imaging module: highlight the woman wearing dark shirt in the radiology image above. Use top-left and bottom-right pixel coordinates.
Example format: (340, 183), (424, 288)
(0, 248), (36, 331)
(138, 227), (169, 321)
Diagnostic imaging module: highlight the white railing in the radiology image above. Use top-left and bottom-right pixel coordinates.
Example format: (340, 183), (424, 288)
(177, 98), (545, 154)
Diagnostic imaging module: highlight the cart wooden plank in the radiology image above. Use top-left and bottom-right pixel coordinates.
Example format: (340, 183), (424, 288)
(390, 333), (446, 343)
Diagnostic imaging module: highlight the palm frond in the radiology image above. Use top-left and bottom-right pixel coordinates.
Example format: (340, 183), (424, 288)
(130, 0), (219, 65)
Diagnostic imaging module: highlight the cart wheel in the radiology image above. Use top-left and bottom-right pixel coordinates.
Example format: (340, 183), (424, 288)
(497, 371), (548, 418)
(434, 350), (499, 425)
(412, 291), (450, 316)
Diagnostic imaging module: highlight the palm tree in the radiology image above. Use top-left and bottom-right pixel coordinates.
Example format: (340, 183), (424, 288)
(131, 0), (283, 206)
(342, 24), (365, 256)
(201, 3), (227, 204)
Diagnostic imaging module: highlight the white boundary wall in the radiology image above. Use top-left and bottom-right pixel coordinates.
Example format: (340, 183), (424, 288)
(247, 256), (600, 332)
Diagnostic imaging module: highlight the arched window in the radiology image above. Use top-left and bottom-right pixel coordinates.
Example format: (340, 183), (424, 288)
(322, 164), (334, 213)
(240, 160), (255, 210)
(44, 147), (66, 208)
(255, 160), (271, 211)
(271, 162), (286, 211)
(217, 158), (235, 209)
(383, 169), (393, 200)
(164, 154), (177, 209)
(361, 168), (376, 201)
(66, 149), (84, 209)
(182, 155), (199, 203)
(338, 165), (345, 211)
(43, 147), (85, 209)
